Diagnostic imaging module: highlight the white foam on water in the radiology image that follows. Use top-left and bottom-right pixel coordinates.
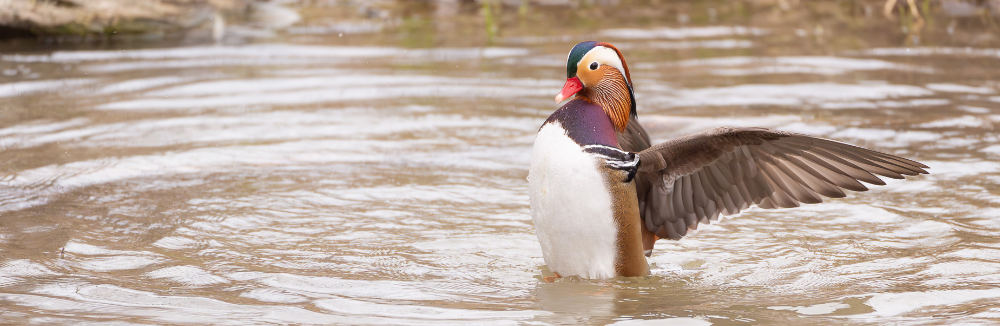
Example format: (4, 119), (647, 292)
(94, 76), (197, 94)
(770, 56), (914, 70)
(64, 109), (535, 148)
(151, 236), (199, 250)
(816, 101), (881, 109)
(607, 317), (713, 326)
(408, 234), (540, 283)
(0, 121), (106, 150)
(650, 83), (932, 109)
(940, 248), (1000, 260)
(777, 121), (840, 135)
(637, 114), (806, 137)
(812, 202), (907, 224)
(917, 115), (989, 128)
(973, 308), (1000, 319)
(925, 83), (995, 94)
(957, 105), (991, 113)
(863, 289), (1000, 317)
(0, 259), (56, 279)
(98, 82), (552, 110)
(234, 272), (457, 301)
(921, 160), (1000, 178)
(869, 178), (947, 196)
(0, 118), (89, 140)
(75, 256), (164, 272)
(926, 137), (979, 149)
(0, 138), (404, 212)
(145, 75), (554, 97)
(638, 39), (754, 50)
(708, 66), (858, 76)
(239, 288), (308, 304)
(675, 56), (923, 76)
(674, 56), (758, 67)
(838, 256), (933, 272)
(877, 98), (951, 108)
(983, 145), (1000, 156)
(19, 283), (399, 324)
(920, 261), (1000, 277)
(146, 266), (230, 286)
(860, 47), (1000, 58)
(336, 184), (524, 205)
(314, 297), (547, 321)
(3, 113), (529, 199)
(895, 220), (954, 237)
(829, 128), (940, 147)
(63, 241), (141, 256)
(0, 78), (96, 97)
(769, 302), (850, 315)
(817, 98), (950, 110)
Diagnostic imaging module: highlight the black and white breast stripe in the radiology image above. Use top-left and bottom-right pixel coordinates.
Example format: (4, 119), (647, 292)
(583, 144), (640, 182)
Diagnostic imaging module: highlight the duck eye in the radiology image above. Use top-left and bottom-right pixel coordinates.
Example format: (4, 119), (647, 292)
(589, 62), (599, 70)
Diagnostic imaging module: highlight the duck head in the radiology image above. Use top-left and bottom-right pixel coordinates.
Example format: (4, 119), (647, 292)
(556, 41), (636, 132)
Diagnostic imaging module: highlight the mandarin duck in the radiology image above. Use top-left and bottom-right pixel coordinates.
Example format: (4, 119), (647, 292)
(527, 41), (929, 279)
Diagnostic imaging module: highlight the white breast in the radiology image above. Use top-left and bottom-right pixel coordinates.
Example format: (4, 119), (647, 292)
(527, 122), (617, 279)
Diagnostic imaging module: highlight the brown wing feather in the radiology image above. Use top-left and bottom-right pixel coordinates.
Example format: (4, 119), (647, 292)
(636, 127), (928, 241)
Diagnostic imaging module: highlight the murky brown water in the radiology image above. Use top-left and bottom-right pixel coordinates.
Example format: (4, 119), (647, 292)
(2, 2), (1000, 324)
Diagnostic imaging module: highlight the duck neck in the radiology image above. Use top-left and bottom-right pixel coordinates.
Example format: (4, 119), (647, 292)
(580, 72), (634, 132)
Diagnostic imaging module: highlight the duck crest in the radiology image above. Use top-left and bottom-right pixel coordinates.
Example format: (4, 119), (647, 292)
(566, 41), (599, 78)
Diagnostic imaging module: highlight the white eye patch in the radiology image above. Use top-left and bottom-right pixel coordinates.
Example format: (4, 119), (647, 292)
(582, 46), (630, 85)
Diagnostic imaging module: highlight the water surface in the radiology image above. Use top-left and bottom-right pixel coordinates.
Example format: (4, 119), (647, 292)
(2, 2), (1000, 324)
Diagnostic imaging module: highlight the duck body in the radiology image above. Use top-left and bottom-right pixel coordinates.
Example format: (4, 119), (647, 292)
(529, 41), (929, 279)
(528, 99), (649, 278)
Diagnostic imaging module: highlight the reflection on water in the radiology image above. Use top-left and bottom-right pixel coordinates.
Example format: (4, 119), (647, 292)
(2, 2), (1000, 324)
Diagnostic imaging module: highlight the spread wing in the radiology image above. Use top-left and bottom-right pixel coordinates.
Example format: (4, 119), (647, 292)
(636, 127), (928, 240)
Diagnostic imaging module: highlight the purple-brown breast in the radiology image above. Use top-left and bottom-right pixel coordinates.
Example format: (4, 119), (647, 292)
(543, 99), (620, 147)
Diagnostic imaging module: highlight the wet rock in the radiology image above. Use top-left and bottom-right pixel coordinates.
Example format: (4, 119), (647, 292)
(0, 0), (246, 38)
